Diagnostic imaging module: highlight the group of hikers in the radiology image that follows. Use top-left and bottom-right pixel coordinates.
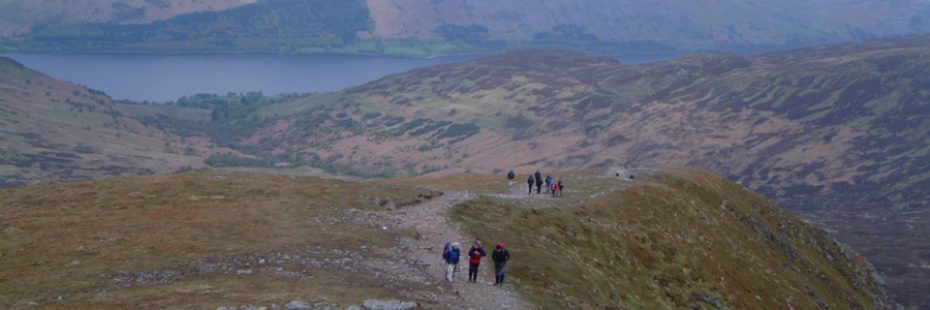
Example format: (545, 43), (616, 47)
(441, 241), (510, 286)
(506, 170), (564, 197)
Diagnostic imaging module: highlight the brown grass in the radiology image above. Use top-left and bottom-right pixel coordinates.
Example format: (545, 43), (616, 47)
(0, 171), (438, 308)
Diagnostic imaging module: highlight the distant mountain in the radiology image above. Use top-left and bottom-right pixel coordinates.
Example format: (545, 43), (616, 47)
(124, 36), (927, 307)
(0, 0), (255, 36)
(0, 57), (223, 187)
(4, 0), (930, 56)
(369, 0), (930, 53)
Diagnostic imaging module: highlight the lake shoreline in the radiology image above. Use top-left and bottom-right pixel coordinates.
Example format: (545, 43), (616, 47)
(0, 53), (673, 102)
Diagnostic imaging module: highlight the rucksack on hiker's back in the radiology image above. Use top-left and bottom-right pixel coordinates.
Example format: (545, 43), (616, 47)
(449, 249), (460, 262)
(442, 243), (451, 260)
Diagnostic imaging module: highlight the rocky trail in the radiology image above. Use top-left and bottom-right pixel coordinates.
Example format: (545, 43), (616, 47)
(386, 191), (530, 310)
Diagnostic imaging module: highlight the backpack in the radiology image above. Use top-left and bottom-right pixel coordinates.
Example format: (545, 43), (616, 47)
(449, 249), (460, 263)
(442, 242), (451, 260)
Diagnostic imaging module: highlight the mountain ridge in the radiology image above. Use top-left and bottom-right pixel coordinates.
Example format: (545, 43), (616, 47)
(0, 169), (893, 308)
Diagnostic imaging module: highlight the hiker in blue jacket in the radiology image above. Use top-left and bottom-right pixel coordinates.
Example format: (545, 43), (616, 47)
(442, 242), (461, 282)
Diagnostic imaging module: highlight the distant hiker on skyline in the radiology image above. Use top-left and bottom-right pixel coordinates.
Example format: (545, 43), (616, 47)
(443, 242), (461, 282)
(527, 175), (535, 195)
(544, 175), (553, 193)
(507, 170), (515, 187)
(534, 170), (543, 194)
(492, 242), (511, 286)
(467, 241), (487, 283)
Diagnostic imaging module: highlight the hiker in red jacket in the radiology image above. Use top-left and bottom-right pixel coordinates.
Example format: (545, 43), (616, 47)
(467, 241), (487, 283)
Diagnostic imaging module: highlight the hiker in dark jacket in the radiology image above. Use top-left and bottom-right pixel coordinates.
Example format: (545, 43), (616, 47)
(467, 241), (487, 283)
(492, 242), (511, 286)
(527, 175), (534, 195)
(442, 242), (461, 282)
(556, 179), (564, 197)
(507, 170), (515, 187)
(534, 171), (543, 194)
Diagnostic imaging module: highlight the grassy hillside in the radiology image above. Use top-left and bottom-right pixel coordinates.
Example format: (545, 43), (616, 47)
(0, 171), (443, 308)
(128, 36), (930, 307)
(0, 170), (891, 308)
(2, 35), (928, 306)
(452, 170), (889, 309)
(0, 57), (220, 187)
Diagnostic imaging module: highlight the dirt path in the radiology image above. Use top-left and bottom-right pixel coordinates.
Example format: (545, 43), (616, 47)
(487, 181), (558, 200)
(387, 191), (529, 310)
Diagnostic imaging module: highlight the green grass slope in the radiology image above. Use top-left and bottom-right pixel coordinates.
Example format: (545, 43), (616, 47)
(452, 170), (890, 309)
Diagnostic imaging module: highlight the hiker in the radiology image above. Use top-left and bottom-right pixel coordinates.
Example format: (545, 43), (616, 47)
(492, 242), (511, 286)
(629, 174), (635, 180)
(544, 175), (553, 193)
(527, 175), (535, 195)
(556, 179), (564, 197)
(467, 241), (487, 283)
(550, 181), (559, 198)
(442, 242), (461, 282)
(534, 171), (543, 194)
(507, 170), (515, 187)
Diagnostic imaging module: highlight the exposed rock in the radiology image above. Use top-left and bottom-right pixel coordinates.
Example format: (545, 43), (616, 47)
(363, 299), (417, 310)
(695, 292), (727, 310)
(285, 300), (312, 310)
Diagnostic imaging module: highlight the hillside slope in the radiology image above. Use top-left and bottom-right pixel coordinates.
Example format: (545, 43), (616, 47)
(370, 0), (930, 52)
(160, 36), (930, 307)
(0, 0), (255, 36)
(4, 0), (930, 55)
(0, 170), (891, 308)
(0, 57), (217, 187)
(452, 170), (889, 309)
